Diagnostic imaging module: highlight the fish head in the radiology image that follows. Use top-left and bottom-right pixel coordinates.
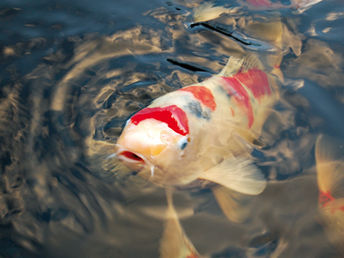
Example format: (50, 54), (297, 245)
(115, 105), (191, 184)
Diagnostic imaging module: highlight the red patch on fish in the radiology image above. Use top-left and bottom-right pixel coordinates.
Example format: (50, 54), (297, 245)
(230, 107), (235, 117)
(319, 191), (344, 213)
(221, 76), (254, 128)
(180, 86), (216, 111)
(186, 253), (199, 258)
(130, 105), (189, 136)
(234, 69), (271, 99)
(319, 191), (335, 208)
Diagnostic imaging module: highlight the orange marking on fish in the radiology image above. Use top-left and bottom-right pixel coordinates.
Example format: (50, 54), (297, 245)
(319, 191), (344, 214)
(186, 253), (199, 258)
(234, 69), (271, 99)
(221, 76), (254, 128)
(180, 86), (216, 111)
(230, 107), (235, 117)
(319, 191), (335, 208)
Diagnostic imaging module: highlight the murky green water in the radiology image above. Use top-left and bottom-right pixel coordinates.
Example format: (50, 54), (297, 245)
(1, 0), (344, 257)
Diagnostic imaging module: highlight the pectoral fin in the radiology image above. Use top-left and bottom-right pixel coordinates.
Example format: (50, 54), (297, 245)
(199, 158), (266, 195)
(160, 189), (200, 258)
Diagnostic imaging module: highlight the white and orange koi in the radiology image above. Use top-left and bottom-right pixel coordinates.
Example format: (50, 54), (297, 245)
(116, 54), (278, 206)
(315, 135), (344, 253)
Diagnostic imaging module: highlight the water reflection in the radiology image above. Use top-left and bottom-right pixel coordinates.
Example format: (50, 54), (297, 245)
(0, 0), (343, 257)
(285, 39), (344, 87)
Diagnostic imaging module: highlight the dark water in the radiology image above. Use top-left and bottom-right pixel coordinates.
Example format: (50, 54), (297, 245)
(1, 0), (344, 257)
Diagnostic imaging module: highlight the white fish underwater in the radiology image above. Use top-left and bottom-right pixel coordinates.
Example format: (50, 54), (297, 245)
(114, 54), (279, 257)
(101, 1), (331, 256)
(116, 55), (278, 197)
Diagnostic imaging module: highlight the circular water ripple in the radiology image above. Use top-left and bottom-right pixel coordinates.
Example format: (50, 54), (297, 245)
(0, 0), (344, 257)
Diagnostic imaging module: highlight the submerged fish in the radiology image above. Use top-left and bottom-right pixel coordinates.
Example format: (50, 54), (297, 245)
(114, 55), (279, 257)
(192, 3), (302, 82)
(116, 54), (278, 208)
(315, 135), (344, 253)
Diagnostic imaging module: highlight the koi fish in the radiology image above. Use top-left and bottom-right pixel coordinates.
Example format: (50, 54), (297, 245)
(115, 55), (278, 257)
(116, 54), (278, 212)
(315, 135), (344, 253)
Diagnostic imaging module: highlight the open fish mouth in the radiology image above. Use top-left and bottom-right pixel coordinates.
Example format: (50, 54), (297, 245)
(113, 146), (157, 178)
(114, 146), (146, 165)
(117, 150), (145, 163)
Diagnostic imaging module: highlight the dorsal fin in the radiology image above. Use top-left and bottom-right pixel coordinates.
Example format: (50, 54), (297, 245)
(219, 54), (264, 77)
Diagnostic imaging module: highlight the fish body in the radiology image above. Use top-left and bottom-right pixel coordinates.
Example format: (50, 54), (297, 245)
(116, 55), (278, 195)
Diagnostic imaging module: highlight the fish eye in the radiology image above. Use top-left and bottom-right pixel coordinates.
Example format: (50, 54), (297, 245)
(178, 137), (190, 150)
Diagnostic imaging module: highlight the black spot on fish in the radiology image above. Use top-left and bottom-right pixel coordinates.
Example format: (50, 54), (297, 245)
(217, 85), (232, 99)
(186, 101), (210, 120)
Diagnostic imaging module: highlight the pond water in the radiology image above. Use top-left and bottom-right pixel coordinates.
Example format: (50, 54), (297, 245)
(1, 0), (344, 257)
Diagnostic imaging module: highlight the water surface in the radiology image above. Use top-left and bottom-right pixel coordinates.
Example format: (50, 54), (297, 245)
(1, 0), (344, 257)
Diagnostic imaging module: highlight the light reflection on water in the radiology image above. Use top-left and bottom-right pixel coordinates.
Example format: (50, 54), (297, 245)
(0, 0), (344, 257)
